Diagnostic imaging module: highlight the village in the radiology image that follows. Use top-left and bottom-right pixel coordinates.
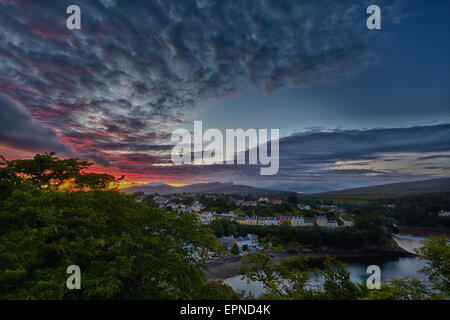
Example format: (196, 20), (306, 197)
(148, 195), (352, 228)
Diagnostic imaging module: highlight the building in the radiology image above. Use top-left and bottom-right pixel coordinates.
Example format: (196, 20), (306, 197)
(267, 217), (278, 226)
(257, 217), (268, 226)
(243, 201), (257, 207)
(235, 234), (259, 249)
(303, 219), (315, 226)
(292, 216), (305, 227)
(191, 201), (204, 212)
(327, 220), (338, 228)
(211, 213), (236, 221)
(219, 236), (235, 250)
(438, 210), (450, 217)
(297, 204), (311, 211)
(234, 217), (247, 225)
(315, 215), (328, 227)
(247, 233), (259, 246)
(268, 199), (282, 205)
(219, 234), (258, 250)
(153, 196), (168, 204)
(166, 202), (179, 209)
(134, 194), (146, 203)
(198, 211), (215, 224)
(278, 216), (293, 226)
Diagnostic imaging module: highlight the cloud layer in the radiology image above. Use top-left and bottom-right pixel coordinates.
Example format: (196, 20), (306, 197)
(0, 94), (71, 154)
(0, 1), (411, 163)
(2, 0), (448, 192)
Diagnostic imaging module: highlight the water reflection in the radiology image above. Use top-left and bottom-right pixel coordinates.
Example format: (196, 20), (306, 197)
(224, 235), (427, 298)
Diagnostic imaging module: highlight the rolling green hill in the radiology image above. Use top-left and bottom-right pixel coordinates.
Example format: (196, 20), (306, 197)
(304, 177), (450, 203)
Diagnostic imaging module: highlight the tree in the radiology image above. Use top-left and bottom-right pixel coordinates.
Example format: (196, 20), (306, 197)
(240, 253), (316, 299)
(0, 154), (238, 300)
(321, 257), (361, 300)
(0, 153), (119, 190)
(210, 221), (225, 237)
(287, 195), (298, 206)
(227, 223), (237, 237)
(417, 235), (450, 298)
(230, 243), (240, 256)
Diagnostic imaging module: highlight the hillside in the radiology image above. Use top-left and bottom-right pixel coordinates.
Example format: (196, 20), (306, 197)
(305, 177), (450, 202)
(121, 182), (296, 198)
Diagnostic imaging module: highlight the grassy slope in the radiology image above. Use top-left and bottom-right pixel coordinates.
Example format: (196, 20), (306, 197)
(302, 177), (450, 203)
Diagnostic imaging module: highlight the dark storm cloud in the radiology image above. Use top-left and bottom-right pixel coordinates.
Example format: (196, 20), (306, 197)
(0, 94), (72, 154)
(278, 124), (450, 167)
(0, 0), (414, 167)
(220, 123), (450, 192)
(418, 154), (450, 161)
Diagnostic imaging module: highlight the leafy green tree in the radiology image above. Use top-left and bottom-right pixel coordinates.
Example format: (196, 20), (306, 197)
(417, 235), (450, 297)
(209, 221), (225, 237)
(363, 278), (429, 300)
(321, 257), (361, 300)
(227, 223), (238, 237)
(230, 243), (240, 256)
(287, 195), (298, 206)
(240, 253), (316, 299)
(1, 153), (119, 191)
(0, 154), (237, 300)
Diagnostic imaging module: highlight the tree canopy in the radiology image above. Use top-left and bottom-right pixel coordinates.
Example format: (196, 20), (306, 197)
(0, 153), (233, 299)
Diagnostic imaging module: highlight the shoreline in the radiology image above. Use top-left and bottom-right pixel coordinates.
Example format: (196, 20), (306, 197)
(399, 226), (450, 237)
(205, 246), (414, 280)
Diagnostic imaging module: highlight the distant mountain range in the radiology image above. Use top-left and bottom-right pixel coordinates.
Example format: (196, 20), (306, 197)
(121, 177), (450, 199)
(121, 181), (296, 198)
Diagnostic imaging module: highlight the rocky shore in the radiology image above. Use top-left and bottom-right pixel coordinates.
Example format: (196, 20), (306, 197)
(204, 245), (414, 280)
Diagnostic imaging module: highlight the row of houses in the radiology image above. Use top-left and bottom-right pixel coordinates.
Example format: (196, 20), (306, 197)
(234, 215), (339, 228)
(233, 198), (283, 207)
(296, 204), (345, 214)
(198, 212), (339, 228)
(154, 196), (205, 213)
(319, 204), (345, 214)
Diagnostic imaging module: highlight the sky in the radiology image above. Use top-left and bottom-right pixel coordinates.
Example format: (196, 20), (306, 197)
(0, 0), (449, 193)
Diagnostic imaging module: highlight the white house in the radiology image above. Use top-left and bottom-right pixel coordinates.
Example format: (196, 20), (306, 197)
(267, 217), (278, 226)
(292, 216), (305, 227)
(327, 220), (339, 228)
(438, 210), (450, 217)
(219, 236), (235, 250)
(297, 204), (311, 211)
(235, 234), (259, 248)
(191, 201), (204, 212)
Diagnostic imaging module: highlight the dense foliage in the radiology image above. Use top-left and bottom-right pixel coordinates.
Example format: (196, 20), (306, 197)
(323, 193), (450, 228)
(0, 154), (235, 299)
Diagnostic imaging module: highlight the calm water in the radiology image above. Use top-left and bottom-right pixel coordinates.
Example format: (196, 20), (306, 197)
(224, 234), (427, 297)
